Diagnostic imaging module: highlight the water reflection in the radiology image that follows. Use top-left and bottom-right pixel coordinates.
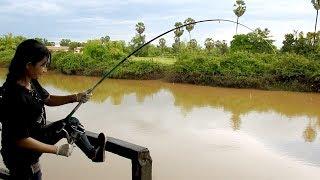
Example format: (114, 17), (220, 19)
(32, 71), (320, 142)
(303, 118), (318, 143)
(1, 68), (320, 179)
(1, 69), (320, 140)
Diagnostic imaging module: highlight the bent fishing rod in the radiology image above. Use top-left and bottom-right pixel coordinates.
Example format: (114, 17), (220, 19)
(65, 18), (277, 119)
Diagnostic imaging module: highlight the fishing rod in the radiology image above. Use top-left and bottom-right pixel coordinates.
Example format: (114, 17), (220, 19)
(65, 18), (277, 119)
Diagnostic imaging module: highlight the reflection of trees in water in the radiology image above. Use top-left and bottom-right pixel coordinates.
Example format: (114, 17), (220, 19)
(110, 93), (123, 105)
(39, 72), (163, 105)
(303, 125), (317, 142)
(303, 118), (318, 143)
(39, 72), (320, 141)
(231, 112), (241, 130)
(2, 69), (319, 141)
(170, 85), (320, 133)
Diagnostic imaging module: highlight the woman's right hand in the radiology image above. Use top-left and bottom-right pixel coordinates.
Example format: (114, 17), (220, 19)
(56, 143), (74, 157)
(74, 89), (93, 103)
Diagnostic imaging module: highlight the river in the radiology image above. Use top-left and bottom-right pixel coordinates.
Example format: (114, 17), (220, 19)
(1, 69), (320, 179)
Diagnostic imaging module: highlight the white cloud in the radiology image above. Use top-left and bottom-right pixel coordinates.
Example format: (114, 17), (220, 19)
(126, 0), (211, 5)
(0, 1), (63, 15)
(0, 0), (317, 47)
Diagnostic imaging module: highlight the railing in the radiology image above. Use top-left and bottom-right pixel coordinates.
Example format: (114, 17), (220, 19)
(0, 130), (152, 180)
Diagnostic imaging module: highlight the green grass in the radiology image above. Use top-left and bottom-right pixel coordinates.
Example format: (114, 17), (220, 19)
(131, 56), (176, 65)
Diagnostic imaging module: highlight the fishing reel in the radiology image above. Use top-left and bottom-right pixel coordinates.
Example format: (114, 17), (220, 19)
(56, 117), (86, 144)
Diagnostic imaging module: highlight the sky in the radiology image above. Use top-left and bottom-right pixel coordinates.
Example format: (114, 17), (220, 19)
(0, 0), (316, 47)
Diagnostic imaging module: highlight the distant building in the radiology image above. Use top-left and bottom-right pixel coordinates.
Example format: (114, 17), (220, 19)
(47, 46), (83, 53)
(46, 46), (69, 52)
(74, 47), (83, 53)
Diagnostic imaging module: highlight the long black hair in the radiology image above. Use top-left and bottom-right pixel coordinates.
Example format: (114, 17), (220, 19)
(6, 39), (51, 84)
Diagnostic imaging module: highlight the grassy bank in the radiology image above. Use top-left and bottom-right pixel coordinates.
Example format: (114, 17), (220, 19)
(168, 51), (320, 92)
(0, 51), (319, 92)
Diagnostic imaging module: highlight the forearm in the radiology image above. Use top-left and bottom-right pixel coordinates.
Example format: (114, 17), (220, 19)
(16, 137), (57, 154)
(45, 94), (77, 106)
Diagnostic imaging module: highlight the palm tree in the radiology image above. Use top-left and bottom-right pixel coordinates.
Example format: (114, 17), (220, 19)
(184, 18), (196, 41)
(174, 22), (184, 48)
(159, 38), (166, 54)
(188, 39), (198, 49)
(233, 0), (246, 34)
(135, 22), (145, 36)
(204, 38), (215, 52)
(100, 35), (110, 44)
(159, 38), (166, 48)
(132, 22), (146, 55)
(311, 0), (320, 44)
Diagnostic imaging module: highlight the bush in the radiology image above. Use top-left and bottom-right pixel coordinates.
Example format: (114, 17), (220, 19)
(220, 52), (268, 77)
(270, 54), (311, 81)
(82, 40), (128, 61)
(51, 52), (93, 75)
(0, 49), (14, 66)
(167, 50), (320, 91)
(112, 60), (167, 79)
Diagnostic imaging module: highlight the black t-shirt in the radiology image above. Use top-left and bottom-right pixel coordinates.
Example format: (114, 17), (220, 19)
(1, 79), (49, 168)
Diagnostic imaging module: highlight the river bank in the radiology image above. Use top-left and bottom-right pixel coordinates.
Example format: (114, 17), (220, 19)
(1, 51), (319, 92)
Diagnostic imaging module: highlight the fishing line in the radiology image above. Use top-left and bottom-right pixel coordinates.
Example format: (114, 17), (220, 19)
(65, 18), (276, 119)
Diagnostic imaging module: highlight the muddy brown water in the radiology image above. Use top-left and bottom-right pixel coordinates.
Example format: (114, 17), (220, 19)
(0, 68), (320, 179)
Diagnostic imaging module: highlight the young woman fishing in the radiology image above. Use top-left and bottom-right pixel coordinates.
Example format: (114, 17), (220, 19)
(1, 39), (106, 180)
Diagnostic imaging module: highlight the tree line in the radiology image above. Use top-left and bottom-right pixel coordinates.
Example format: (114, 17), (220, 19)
(1, 0), (320, 92)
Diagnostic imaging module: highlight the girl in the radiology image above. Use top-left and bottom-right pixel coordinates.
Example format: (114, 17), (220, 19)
(1, 39), (106, 180)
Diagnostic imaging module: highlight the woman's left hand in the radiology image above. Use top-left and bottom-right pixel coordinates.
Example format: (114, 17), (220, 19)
(75, 89), (92, 103)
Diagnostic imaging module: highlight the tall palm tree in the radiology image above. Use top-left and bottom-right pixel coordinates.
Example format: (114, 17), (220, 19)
(184, 18), (196, 41)
(311, 0), (320, 44)
(174, 22), (184, 48)
(159, 38), (166, 54)
(233, 0), (246, 34)
(135, 22), (145, 36)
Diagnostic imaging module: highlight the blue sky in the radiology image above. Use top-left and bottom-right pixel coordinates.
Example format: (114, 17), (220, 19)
(0, 0), (315, 47)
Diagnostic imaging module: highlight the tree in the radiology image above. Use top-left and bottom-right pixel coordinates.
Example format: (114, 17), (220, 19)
(215, 40), (229, 54)
(172, 37), (180, 53)
(130, 22), (147, 56)
(281, 31), (318, 55)
(0, 33), (26, 51)
(82, 40), (105, 60)
(188, 39), (198, 49)
(184, 18), (196, 41)
(233, 0), (246, 34)
(281, 33), (296, 53)
(60, 39), (71, 46)
(135, 22), (145, 35)
(35, 38), (55, 46)
(48, 42), (55, 46)
(68, 41), (82, 51)
(173, 22), (184, 51)
(204, 38), (215, 52)
(230, 28), (276, 53)
(100, 35), (110, 44)
(312, 0), (320, 44)
(131, 34), (146, 48)
(158, 38), (166, 54)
